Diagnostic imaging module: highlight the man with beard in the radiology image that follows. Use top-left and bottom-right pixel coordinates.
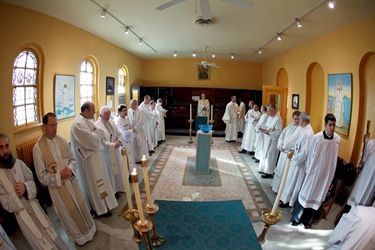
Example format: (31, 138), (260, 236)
(0, 133), (67, 249)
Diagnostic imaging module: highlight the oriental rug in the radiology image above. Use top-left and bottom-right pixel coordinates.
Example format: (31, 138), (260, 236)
(140, 145), (272, 223)
(141, 199), (262, 250)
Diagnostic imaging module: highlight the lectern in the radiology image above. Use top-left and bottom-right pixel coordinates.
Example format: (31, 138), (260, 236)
(196, 130), (212, 172)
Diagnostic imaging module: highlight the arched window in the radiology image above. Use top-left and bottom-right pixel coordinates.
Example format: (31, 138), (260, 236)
(118, 67), (127, 105)
(12, 49), (41, 127)
(80, 60), (95, 105)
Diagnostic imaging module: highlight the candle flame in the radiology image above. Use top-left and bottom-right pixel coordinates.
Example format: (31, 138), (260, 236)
(142, 155), (146, 160)
(131, 168), (137, 175)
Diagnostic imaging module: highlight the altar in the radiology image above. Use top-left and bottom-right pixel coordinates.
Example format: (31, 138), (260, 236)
(196, 130), (212, 172)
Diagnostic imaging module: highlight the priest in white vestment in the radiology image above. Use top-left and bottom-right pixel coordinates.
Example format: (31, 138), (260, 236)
(279, 112), (314, 207)
(128, 99), (149, 162)
(291, 113), (341, 229)
(222, 96), (239, 142)
(114, 104), (136, 174)
(197, 93), (210, 121)
(33, 113), (96, 245)
(0, 133), (67, 250)
(239, 103), (260, 154)
(96, 107), (127, 196)
(271, 111), (301, 193)
(149, 100), (159, 148)
(70, 101), (118, 217)
(139, 95), (154, 154)
(258, 103), (283, 178)
(253, 105), (268, 162)
(329, 205), (375, 250)
(237, 99), (247, 133)
(347, 138), (375, 208)
(156, 99), (167, 142)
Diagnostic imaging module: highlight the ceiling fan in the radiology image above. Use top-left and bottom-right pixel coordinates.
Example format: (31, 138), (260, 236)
(197, 46), (220, 68)
(156, 0), (253, 20)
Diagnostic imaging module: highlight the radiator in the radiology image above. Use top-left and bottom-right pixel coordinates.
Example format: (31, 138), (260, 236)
(16, 138), (38, 167)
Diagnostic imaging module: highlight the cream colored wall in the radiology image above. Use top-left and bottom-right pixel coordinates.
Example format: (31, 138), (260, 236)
(0, 3), (143, 153)
(142, 58), (262, 89)
(262, 17), (375, 163)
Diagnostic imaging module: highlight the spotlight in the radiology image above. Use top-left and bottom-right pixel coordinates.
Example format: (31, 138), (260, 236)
(124, 27), (129, 35)
(173, 52), (177, 57)
(139, 39), (142, 45)
(212, 52), (215, 58)
(192, 52), (196, 57)
(230, 54), (234, 59)
(328, 0), (335, 9)
(296, 18), (302, 28)
(101, 9), (106, 18)
(258, 48), (262, 54)
(277, 33), (282, 41)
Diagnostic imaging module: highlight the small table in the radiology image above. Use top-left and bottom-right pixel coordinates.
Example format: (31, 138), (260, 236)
(196, 130), (212, 172)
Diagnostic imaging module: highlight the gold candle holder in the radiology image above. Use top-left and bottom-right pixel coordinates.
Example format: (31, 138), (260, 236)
(143, 202), (165, 247)
(133, 219), (154, 250)
(257, 209), (282, 245)
(209, 119), (214, 126)
(121, 207), (142, 246)
(188, 119), (194, 143)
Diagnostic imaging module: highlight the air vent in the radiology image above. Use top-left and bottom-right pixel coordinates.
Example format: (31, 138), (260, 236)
(195, 17), (215, 26)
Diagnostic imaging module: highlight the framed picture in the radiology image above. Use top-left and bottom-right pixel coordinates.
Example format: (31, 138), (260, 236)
(106, 76), (115, 95)
(291, 94), (299, 109)
(327, 73), (352, 137)
(198, 65), (210, 80)
(54, 74), (75, 120)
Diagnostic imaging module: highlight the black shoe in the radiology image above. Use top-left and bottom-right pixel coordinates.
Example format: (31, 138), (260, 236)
(239, 149), (246, 153)
(252, 156), (257, 160)
(230, 140), (236, 142)
(261, 174), (273, 179)
(226, 140), (231, 143)
(254, 159), (260, 163)
(290, 220), (299, 226)
(99, 211), (112, 218)
(258, 171), (265, 174)
(115, 192), (120, 199)
(151, 150), (155, 153)
(249, 151), (255, 155)
(304, 224), (313, 229)
(279, 202), (290, 208)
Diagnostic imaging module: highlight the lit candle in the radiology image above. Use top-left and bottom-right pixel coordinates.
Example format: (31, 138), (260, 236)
(190, 103), (192, 120)
(271, 150), (293, 215)
(210, 105), (213, 120)
(131, 168), (146, 225)
(121, 148), (133, 210)
(141, 155), (152, 205)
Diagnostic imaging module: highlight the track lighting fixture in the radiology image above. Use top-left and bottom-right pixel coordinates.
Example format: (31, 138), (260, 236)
(258, 48), (262, 54)
(192, 52), (196, 57)
(124, 27), (129, 35)
(212, 52), (215, 58)
(296, 18), (302, 28)
(277, 33), (282, 41)
(173, 52), (177, 57)
(101, 9), (106, 18)
(139, 39), (142, 45)
(230, 54), (234, 59)
(328, 0), (335, 9)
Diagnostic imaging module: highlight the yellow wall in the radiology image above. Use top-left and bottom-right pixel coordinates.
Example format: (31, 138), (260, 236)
(0, 3), (143, 152)
(142, 58), (262, 89)
(262, 17), (375, 163)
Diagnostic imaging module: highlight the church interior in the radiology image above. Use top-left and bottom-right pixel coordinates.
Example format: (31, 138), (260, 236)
(0, 0), (375, 249)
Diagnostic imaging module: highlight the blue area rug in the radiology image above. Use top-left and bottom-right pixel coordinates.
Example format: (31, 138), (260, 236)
(182, 156), (221, 187)
(141, 199), (262, 250)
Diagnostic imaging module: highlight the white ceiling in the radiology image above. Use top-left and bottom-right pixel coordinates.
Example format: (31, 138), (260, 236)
(2, 0), (375, 63)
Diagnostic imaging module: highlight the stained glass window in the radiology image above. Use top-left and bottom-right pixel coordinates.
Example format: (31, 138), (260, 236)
(80, 60), (94, 105)
(12, 50), (39, 127)
(118, 68), (126, 94)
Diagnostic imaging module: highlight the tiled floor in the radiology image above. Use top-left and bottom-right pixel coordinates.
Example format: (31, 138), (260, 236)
(9, 135), (339, 249)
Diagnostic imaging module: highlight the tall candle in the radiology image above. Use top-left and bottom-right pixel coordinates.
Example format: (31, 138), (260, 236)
(131, 168), (146, 225)
(271, 150), (293, 215)
(210, 105), (213, 120)
(141, 155), (152, 205)
(121, 148), (133, 210)
(190, 103), (192, 120)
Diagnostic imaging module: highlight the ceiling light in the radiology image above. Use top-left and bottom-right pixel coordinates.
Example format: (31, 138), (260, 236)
(192, 52), (196, 57)
(101, 9), (106, 18)
(124, 27), (129, 35)
(173, 52), (177, 57)
(139, 39), (142, 45)
(296, 18), (302, 28)
(230, 54), (234, 59)
(258, 48), (262, 54)
(212, 52), (215, 58)
(277, 33), (282, 41)
(328, 0), (335, 9)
